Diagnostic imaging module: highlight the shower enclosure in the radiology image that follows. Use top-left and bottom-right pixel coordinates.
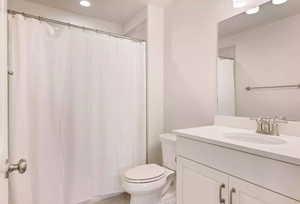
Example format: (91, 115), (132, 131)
(2, 9), (147, 204)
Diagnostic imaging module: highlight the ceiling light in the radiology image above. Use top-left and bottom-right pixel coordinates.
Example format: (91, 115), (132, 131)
(80, 0), (91, 7)
(233, 0), (247, 8)
(272, 0), (288, 5)
(246, 6), (260, 14)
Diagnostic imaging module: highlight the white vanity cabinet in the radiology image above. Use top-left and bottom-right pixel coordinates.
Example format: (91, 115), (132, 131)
(175, 127), (300, 204)
(177, 157), (228, 204)
(177, 157), (300, 204)
(229, 176), (299, 204)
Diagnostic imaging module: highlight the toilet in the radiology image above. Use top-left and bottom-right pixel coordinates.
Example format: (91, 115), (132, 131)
(121, 133), (176, 204)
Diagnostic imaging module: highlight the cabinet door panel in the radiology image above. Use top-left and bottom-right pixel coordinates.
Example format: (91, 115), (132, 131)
(229, 177), (300, 204)
(177, 157), (228, 204)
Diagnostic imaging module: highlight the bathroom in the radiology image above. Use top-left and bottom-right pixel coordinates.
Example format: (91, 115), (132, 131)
(0, 0), (300, 203)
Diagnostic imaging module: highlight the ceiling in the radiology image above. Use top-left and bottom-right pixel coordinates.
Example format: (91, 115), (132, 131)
(219, 0), (300, 37)
(26, 0), (147, 24)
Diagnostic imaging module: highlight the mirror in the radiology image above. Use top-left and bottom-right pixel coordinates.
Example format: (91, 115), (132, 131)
(217, 0), (300, 121)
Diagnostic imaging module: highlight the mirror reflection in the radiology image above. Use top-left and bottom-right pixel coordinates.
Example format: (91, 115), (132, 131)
(217, 0), (300, 120)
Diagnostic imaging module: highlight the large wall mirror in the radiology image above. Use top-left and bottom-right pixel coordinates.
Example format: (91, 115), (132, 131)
(217, 0), (300, 120)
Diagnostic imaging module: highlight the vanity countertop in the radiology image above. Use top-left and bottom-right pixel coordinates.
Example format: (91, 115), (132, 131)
(174, 126), (300, 166)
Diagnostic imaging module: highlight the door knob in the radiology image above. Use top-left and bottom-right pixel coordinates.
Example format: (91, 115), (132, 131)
(5, 159), (27, 178)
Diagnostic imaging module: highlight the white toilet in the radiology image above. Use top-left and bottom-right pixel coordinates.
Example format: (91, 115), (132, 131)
(122, 133), (176, 204)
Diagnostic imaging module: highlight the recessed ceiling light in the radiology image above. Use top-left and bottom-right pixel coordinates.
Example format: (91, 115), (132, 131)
(246, 6), (260, 15)
(80, 0), (91, 7)
(272, 0), (288, 5)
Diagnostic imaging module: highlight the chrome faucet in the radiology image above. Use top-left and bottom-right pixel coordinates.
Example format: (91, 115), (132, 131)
(255, 117), (272, 135)
(253, 116), (288, 136)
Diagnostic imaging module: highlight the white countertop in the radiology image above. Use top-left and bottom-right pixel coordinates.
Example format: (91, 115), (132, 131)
(174, 126), (300, 166)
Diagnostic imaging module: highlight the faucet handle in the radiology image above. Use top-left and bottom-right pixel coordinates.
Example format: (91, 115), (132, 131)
(271, 116), (288, 136)
(250, 117), (264, 133)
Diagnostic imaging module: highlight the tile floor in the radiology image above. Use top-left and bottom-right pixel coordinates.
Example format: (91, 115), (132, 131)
(95, 194), (130, 204)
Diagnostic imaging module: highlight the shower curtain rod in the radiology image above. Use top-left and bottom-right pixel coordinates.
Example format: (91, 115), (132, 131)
(7, 9), (146, 43)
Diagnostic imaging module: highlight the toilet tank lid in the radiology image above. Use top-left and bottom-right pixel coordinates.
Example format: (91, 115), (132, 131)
(160, 133), (176, 142)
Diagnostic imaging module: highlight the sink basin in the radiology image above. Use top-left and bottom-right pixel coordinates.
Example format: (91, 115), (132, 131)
(224, 133), (286, 145)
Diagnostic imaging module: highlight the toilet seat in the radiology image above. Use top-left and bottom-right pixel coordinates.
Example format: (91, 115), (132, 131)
(125, 174), (165, 183)
(124, 164), (166, 183)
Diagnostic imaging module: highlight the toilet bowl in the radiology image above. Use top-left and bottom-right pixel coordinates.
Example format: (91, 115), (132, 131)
(121, 134), (177, 204)
(122, 164), (174, 204)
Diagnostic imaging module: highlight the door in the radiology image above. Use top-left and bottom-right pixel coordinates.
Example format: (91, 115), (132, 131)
(229, 177), (300, 204)
(177, 157), (228, 204)
(0, 0), (8, 202)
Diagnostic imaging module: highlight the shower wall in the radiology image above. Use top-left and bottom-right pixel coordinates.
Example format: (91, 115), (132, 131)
(8, 0), (122, 33)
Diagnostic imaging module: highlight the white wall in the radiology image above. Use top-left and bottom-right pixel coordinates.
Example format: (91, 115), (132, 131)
(220, 14), (300, 120)
(8, 0), (122, 33)
(147, 5), (164, 164)
(219, 46), (235, 59)
(164, 0), (269, 132)
(123, 8), (147, 40)
(126, 22), (147, 41)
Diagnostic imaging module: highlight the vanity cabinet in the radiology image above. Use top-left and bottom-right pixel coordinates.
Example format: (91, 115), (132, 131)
(177, 157), (228, 204)
(177, 157), (300, 204)
(229, 176), (299, 204)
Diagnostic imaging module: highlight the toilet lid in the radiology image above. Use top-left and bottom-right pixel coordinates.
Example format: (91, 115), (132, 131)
(124, 164), (165, 181)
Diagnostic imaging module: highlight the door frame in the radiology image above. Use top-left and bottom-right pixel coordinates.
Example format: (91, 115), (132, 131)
(0, 0), (8, 202)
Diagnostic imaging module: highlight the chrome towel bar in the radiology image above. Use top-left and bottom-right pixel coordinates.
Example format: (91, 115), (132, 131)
(246, 84), (300, 91)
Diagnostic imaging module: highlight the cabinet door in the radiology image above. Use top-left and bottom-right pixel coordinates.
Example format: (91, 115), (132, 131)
(229, 177), (300, 204)
(177, 157), (228, 204)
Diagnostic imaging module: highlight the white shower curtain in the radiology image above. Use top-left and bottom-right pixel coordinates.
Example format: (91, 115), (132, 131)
(8, 15), (146, 204)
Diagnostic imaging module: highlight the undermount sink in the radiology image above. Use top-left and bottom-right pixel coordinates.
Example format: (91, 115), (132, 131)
(224, 133), (286, 145)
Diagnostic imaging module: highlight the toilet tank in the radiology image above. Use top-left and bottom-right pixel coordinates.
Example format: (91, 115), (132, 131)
(160, 133), (176, 171)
